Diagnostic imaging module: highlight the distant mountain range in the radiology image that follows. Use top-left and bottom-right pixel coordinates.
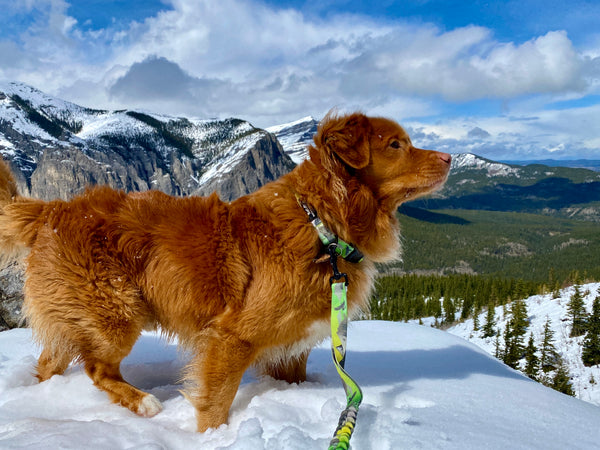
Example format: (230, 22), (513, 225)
(413, 153), (600, 222)
(502, 159), (600, 172)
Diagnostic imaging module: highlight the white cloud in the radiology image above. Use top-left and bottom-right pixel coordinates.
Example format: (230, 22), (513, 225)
(0, 0), (599, 158)
(405, 102), (600, 160)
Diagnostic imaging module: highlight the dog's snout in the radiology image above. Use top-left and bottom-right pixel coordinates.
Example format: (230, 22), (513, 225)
(439, 153), (452, 165)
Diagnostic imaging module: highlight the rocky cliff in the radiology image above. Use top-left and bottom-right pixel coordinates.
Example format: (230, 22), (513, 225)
(0, 83), (295, 202)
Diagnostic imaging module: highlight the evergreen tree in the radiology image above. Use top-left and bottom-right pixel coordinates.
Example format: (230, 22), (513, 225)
(582, 294), (600, 367)
(473, 306), (481, 331)
(524, 333), (539, 381)
(552, 360), (575, 397)
(513, 279), (528, 302)
(511, 298), (529, 339)
(502, 321), (520, 369)
(443, 296), (456, 325)
(502, 299), (529, 369)
(481, 303), (496, 338)
(540, 318), (560, 373)
(494, 330), (502, 359)
(567, 285), (587, 337)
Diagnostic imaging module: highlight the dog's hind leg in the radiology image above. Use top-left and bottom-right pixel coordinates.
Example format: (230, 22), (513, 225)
(259, 350), (309, 384)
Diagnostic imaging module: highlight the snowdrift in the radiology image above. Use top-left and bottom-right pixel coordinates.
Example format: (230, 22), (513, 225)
(1, 321), (599, 449)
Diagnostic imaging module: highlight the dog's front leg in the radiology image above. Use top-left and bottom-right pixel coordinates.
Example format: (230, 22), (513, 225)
(187, 330), (256, 432)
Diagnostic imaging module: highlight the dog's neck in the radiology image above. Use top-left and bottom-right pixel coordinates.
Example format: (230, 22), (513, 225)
(285, 160), (401, 264)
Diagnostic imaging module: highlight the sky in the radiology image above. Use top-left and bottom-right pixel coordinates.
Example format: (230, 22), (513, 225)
(1, 0), (599, 160)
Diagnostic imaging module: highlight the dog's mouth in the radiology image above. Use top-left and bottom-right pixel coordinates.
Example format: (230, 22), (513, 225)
(396, 171), (449, 204)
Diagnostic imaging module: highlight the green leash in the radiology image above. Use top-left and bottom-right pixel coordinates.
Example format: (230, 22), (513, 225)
(296, 196), (364, 449)
(328, 272), (363, 450)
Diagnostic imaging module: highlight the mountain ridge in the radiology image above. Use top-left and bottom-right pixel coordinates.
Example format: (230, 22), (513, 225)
(0, 81), (294, 202)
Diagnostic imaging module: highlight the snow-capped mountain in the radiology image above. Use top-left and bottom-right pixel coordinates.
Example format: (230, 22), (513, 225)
(0, 82), (294, 201)
(450, 153), (520, 177)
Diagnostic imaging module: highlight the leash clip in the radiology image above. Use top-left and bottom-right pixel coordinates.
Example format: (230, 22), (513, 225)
(328, 244), (348, 286)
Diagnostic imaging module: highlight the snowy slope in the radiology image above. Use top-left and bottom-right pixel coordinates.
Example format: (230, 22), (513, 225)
(266, 116), (317, 164)
(451, 153), (520, 177)
(2, 321), (600, 449)
(448, 282), (600, 406)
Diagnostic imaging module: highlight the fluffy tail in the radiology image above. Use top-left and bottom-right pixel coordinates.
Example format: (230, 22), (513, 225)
(0, 159), (45, 262)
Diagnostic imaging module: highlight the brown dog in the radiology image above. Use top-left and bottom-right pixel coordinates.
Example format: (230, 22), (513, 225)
(0, 113), (450, 431)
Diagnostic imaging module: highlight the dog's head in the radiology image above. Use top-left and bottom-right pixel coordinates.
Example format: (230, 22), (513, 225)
(309, 112), (451, 209)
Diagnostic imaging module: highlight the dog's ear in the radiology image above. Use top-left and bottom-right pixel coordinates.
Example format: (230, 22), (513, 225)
(315, 113), (372, 170)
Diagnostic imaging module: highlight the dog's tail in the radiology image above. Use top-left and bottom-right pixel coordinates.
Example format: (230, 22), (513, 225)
(0, 158), (45, 262)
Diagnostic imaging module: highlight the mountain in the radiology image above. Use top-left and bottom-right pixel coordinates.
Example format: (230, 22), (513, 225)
(4, 82), (599, 220)
(410, 153), (600, 222)
(2, 320), (600, 449)
(502, 159), (600, 172)
(266, 116), (317, 165)
(0, 82), (294, 202)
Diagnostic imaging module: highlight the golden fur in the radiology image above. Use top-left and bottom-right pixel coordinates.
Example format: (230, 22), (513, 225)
(0, 113), (450, 431)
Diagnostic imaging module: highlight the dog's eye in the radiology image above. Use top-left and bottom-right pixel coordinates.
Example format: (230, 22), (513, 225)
(389, 141), (401, 149)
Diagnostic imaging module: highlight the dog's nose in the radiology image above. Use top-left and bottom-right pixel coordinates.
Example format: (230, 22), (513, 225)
(439, 153), (452, 164)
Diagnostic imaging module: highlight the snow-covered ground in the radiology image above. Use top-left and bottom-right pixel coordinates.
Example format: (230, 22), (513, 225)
(2, 320), (600, 449)
(448, 282), (600, 407)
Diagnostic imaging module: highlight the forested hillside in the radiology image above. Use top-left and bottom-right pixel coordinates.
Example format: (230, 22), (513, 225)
(391, 205), (600, 281)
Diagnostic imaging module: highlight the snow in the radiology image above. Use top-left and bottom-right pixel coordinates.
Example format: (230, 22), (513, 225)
(266, 116), (314, 135)
(448, 282), (600, 407)
(0, 94), (56, 144)
(2, 321), (600, 449)
(451, 153), (520, 177)
(76, 112), (154, 140)
(198, 131), (263, 185)
(0, 133), (15, 157)
(267, 116), (317, 165)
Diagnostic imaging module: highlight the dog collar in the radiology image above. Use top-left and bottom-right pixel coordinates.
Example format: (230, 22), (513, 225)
(295, 195), (364, 264)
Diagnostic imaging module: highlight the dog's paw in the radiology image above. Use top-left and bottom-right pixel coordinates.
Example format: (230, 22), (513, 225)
(137, 394), (163, 417)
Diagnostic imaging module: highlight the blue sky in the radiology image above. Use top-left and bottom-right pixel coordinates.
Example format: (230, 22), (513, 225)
(1, 0), (600, 160)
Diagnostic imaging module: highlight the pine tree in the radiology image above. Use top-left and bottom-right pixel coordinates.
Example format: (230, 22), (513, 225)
(511, 298), (529, 339)
(582, 294), (600, 367)
(513, 279), (528, 302)
(552, 360), (575, 396)
(443, 296), (456, 325)
(481, 303), (496, 338)
(503, 299), (529, 369)
(540, 318), (560, 373)
(503, 321), (521, 369)
(524, 333), (540, 381)
(567, 285), (587, 338)
(473, 305), (481, 331)
(494, 330), (502, 359)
